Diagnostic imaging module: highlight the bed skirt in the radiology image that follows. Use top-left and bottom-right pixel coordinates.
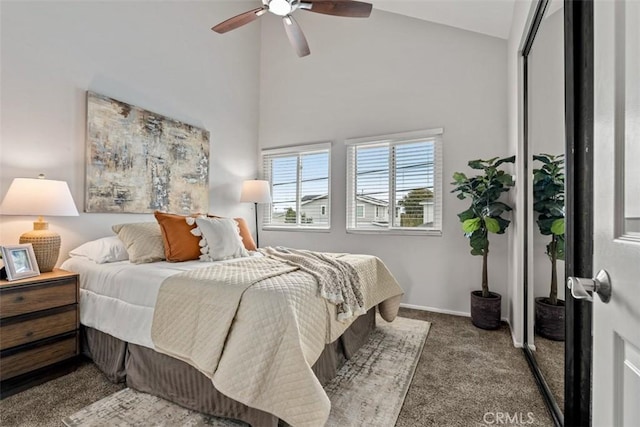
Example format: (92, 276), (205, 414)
(82, 308), (376, 426)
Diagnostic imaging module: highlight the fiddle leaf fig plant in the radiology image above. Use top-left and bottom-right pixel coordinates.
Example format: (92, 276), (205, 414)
(451, 156), (516, 298)
(533, 153), (565, 306)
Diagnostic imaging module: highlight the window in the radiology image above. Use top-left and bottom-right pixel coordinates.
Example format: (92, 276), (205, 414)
(346, 128), (443, 233)
(262, 142), (331, 229)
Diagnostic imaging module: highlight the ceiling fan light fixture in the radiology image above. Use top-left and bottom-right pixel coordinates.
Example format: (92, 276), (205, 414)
(269, 0), (293, 16)
(284, 16), (293, 25)
(256, 8), (268, 17)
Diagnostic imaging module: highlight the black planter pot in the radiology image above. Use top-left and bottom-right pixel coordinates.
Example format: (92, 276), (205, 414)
(470, 291), (502, 330)
(535, 297), (565, 341)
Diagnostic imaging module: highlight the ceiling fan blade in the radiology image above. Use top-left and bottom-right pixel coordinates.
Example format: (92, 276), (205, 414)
(300, 1), (372, 18)
(283, 16), (310, 57)
(212, 7), (266, 34)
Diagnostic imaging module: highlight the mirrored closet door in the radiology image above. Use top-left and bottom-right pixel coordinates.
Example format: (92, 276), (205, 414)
(523, 0), (565, 424)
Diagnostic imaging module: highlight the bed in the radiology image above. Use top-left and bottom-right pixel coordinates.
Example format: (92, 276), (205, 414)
(61, 250), (403, 427)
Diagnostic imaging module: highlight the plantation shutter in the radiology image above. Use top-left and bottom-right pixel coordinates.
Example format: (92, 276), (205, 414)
(262, 143), (331, 228)
(346, 129), (443, 233)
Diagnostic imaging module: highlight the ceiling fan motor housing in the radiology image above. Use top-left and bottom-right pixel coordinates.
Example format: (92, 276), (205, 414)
(265, 0), (300, 17)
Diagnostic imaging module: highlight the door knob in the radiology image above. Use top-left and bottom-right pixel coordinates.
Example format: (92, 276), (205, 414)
(567, 269), (612, 303)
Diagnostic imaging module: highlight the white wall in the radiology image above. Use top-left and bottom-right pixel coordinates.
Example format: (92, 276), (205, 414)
(0, 1), (261, 261)
(529, 8), (566, 302)
(258, 10), (509, 317)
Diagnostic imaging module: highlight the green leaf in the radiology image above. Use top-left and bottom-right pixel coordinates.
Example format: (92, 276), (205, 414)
(469, 229), (488, 252)
(495, 217), (511, 234)
(494, 155), (516, 167)
(556, 236), (565, 261)
(533, 154), (551, 164)
(548, 205), (565, 217)
(468, 160), (485, 170)
(484, 217), (500, 233)
(470, 248), (484, 256)
(537, 217), (555, 235)
(462, 218), (481, 233)
(452, 172), (467, 183)
(496, 173), (514, 186)
(551, 218), (565, 236)
(458, 208), (476, 222)
(483, 202), (511, 217)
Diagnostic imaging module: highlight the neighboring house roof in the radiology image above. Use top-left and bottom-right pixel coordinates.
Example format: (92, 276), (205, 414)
(301, 194), (328, 205)
(300, 194), (389, 207)
(301, 194), (324, 202)
(356, 195), (388, 207)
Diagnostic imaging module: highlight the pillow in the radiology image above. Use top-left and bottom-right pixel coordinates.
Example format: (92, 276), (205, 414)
(112, 222), (165, 264)
(69, 236), (129, 264)
(193, 217), (250, 261)
(208, 215), (257, 251)
(154, 211), (203, 262)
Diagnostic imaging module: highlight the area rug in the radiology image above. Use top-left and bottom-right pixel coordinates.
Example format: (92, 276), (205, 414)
(63, 315), (430, 427)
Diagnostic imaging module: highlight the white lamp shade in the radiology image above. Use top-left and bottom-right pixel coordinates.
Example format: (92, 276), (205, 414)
(0, 177), (79, 216)
(240, 180), (272, 204)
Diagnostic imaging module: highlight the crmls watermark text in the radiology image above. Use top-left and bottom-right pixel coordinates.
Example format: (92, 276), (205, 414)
(482, 412), (535, 425)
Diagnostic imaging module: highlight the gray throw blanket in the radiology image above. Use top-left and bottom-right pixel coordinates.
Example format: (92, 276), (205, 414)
(261, 247), (366, 322)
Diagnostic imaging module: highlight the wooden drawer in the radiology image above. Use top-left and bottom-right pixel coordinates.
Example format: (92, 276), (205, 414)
(0, 279), (77, 318)
(0, 307), (77, 350)
(0, 334), (78, 380)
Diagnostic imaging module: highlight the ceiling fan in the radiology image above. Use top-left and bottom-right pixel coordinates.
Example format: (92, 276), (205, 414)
(211, 0), (373, 57)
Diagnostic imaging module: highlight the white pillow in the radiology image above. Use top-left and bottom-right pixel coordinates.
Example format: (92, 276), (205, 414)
(192, 217), (249, 261)
(69, 236), (129, 264)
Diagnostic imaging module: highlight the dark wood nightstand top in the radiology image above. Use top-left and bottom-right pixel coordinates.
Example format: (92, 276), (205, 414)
(0, 269), (78, 289)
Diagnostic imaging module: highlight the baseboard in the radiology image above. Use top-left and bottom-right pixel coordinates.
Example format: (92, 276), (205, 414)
(504, 318), (523, 348)
(399, 302), (512, 323)
(400, 303), (523, 348)
(399, 303), (470, 318)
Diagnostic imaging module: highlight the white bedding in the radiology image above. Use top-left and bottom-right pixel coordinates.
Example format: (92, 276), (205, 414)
(63, 251), (404, 426)
(60, 255), (261, 349)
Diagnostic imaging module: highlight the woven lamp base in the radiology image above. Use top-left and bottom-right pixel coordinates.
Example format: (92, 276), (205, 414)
(20, 220), (60, 272)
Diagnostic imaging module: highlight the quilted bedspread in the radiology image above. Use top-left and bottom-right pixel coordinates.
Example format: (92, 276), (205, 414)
(151, 253), (403, 427)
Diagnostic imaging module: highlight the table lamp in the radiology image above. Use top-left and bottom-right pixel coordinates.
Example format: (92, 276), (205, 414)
(240, 180), (271, 248)
(0, 174), (79, 272)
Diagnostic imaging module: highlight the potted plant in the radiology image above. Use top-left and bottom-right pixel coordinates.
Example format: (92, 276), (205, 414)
(532, 153), (565, 341)
(451, 156), (515, 329)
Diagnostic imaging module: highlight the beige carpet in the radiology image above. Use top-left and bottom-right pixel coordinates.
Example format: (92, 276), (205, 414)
(0, 309), (553, 427)
(396, 308), (553, 426)
(534, 334), (565, 410)
(62, 316), (429, 426)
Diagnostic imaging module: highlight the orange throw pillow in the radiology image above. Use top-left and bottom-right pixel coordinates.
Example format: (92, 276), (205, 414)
(208, 215), (257, 251)
(154, 211), (202, 262)
(234, 217), (258, 251)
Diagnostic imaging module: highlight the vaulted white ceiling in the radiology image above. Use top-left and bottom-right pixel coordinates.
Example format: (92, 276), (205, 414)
(373, 0), (516, 39)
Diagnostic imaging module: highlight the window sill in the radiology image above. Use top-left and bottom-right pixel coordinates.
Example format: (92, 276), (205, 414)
(262, 226), (331, 233)
(346, 228), (443, 237)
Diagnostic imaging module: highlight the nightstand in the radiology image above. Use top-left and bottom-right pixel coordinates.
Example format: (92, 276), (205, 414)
(0, 269), (80, 397)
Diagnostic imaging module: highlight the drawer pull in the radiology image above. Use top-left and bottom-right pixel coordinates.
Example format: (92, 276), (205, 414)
(14, 296), (25, 303)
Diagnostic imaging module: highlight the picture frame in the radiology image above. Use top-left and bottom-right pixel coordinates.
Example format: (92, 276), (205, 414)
(1, 244), (40, 281)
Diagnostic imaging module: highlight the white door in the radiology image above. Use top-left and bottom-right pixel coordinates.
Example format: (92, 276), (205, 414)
(592, 0), (640, 426)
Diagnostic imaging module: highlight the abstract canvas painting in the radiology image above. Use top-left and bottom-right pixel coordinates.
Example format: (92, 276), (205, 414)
(86, 92), (210, 213)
